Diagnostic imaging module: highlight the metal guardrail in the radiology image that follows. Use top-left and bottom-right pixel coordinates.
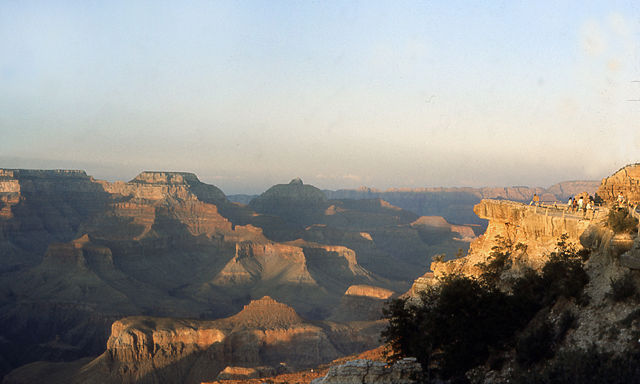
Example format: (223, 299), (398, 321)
(516, 200), (602, 221)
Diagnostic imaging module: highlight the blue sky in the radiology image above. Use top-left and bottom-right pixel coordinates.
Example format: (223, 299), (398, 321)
(1, 1), (639, 194)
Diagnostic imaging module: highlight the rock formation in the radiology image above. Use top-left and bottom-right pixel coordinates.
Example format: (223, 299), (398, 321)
(310, 358), (422, 384)
(249, 178), (329, 227)
(597, 163), (640, 204)
(325, 181), (599, 228)
(401, 168), (640, 383)
(1, 169), (460, 380)
(3, 297), (385, 384)
(424, 199), (598, 280)
(329, 285), (395, 322)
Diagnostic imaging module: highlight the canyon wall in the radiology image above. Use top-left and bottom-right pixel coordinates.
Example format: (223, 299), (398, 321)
(426, 199), (600, 281)
(0, 169), (470, 380)
(3, 297), (385, 384)
(597, 163), (640, 204)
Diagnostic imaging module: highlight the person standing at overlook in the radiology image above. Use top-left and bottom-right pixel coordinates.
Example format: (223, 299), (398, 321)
(567, 196), (573, 212)
(531, 193), (540, 206)
(578, 196), (584, 212)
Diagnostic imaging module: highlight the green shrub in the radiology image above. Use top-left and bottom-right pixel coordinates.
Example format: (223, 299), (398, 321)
(516, 320), (555, 366)
(383, 235), (589, 381)
(540, 238), (590, 304)
(511, 346), (640, 384)
(610, 272), (637, 302)
(619, 308), (640, 327)
(476, 235), (514, 287)
(607, 207), (639, 234)
(382, 274), (522, 381)
(557, 310), (577, 339)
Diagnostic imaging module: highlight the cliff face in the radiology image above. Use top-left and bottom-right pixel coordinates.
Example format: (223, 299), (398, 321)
(0, 169), (110, 270)
(329, 285), (395, 322)
(3, 297), (384, 384)
(325, 181), (599, 227)
(597, 163), (640, 204)
(311, 358), (422, 384)
(1, 169), (461, 380)
(429, 199), (598, 279)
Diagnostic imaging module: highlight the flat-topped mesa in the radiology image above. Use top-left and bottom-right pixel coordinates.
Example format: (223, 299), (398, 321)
(130, 171), (200, 185)
(430, 199), (596, 278)
(225, 296), (303, 329)
(101, 171), (227, 203)
(0, 168), (89, 180)
(0, 168), (98, 195)
(597, 163), (640, 204)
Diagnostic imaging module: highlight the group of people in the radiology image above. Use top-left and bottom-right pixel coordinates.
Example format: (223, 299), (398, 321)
(566, 195), (596, 215)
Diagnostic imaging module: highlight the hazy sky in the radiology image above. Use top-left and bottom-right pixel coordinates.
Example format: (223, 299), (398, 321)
(2, 1), (640, 194)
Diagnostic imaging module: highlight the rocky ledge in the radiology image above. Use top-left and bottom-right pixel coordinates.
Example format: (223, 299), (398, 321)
(310, 358), (422, 384)
(428, 198), (598, 279)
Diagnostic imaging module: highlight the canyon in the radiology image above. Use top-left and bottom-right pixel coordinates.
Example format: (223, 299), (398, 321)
(0, 169), (471, 381)
(0, 165), (617, 383)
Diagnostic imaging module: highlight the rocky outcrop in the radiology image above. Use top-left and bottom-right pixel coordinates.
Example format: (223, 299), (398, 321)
(213, 242), (315, 287)
(310, 358), (422, 384)
(216, 365), (282, 380)
(221, 296), (303, 329)
(100, 171), (228, 204)
(0, 168), (486, 380)
(597, 163), (640, 204)
(411, 216), (476, 243)
(3, 297), (384, 384)
(344, 285), (394, 300)
(325, 181), (599, 228)
(330, 285), (395, 322)
(429, 199), (598, 278)
(0, 169), (111, 270)
(408, 272), (436, 297)
(249, 179), (329, 226)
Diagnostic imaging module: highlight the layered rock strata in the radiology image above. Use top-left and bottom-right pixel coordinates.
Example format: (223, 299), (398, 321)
(3, 297), (384, 384)
(428, 199), (599, 280)
(310, 358), (422, 384)
(597, 163), (640, 204)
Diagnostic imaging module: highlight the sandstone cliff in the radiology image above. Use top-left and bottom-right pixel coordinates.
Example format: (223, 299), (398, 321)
(1, 169), (451, 380)
(310, 358), (421, 384)
(400, 166), (640, 382)
(329, 285), (395, 322)
(597, 163), (640, 204)
(427, 199), (598, 279)
(3, 297), (384, 384)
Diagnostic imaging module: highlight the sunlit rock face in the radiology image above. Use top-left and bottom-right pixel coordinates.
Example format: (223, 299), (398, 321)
(428, 199), (595, 279)
(2, 169), (460, 380)
(310, 358), (422, 384)
(3, 297), (384, 384)
(329, 285), (395, 322)
(597, 163), (640, 204)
